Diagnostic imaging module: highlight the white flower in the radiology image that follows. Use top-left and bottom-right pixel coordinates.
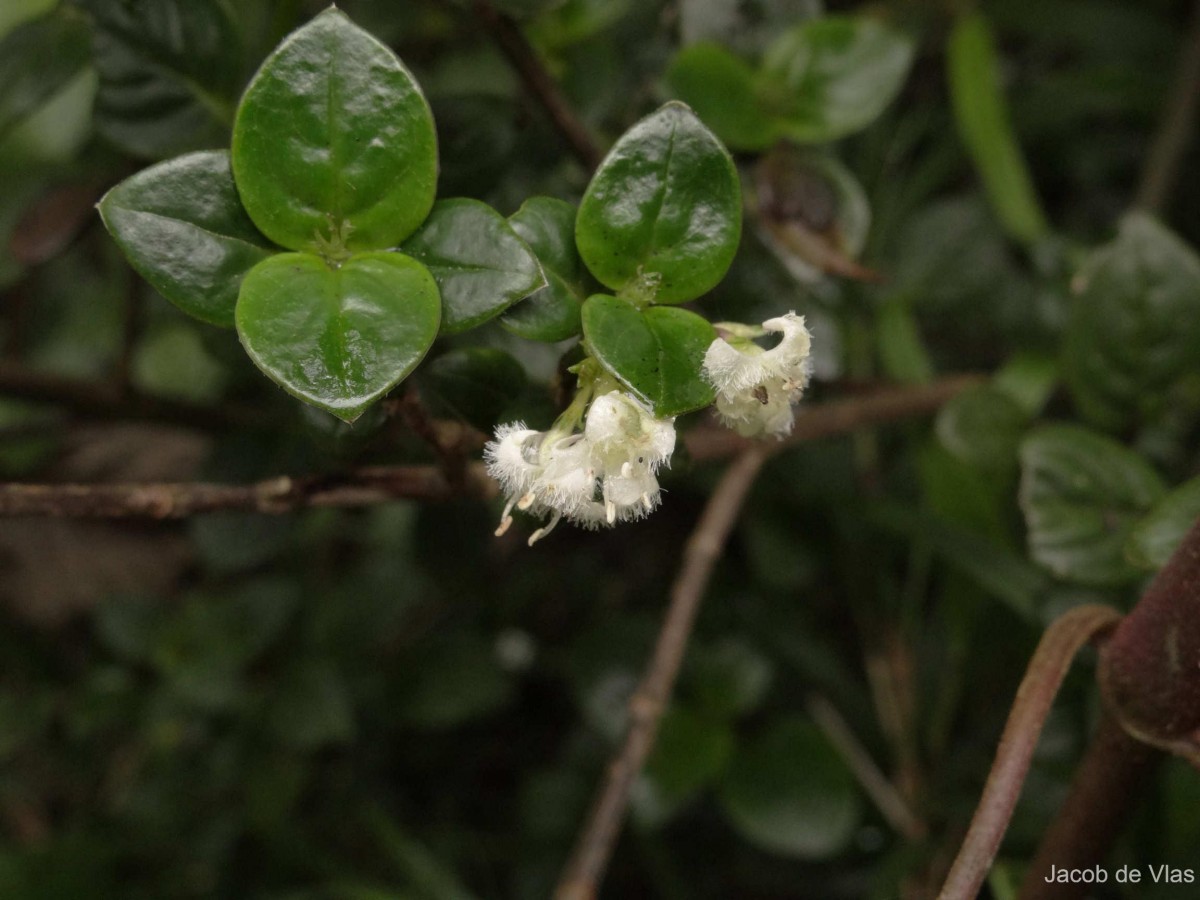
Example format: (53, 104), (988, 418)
(585, 391), (675, 524)
(483, 390), (677, 543)
(702, 311), (812, 438)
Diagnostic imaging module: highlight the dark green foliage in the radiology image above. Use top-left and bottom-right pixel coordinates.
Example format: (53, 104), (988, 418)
(4, 1), (1200, 899)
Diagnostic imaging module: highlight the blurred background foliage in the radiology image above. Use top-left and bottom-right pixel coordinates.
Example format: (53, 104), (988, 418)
(2, 0), (1200, 898)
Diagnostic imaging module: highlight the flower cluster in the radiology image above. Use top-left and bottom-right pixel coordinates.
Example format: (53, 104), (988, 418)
(484, 390), (676, 545)
(702, 311), (812, 439)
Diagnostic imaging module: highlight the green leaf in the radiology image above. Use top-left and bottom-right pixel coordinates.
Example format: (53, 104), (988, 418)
(422, 348), (527, 432)
(718, 717), (861, 859)
(232, 7), (438, 253)
(759, 16), (915, 143)
(1019, 424), (1166, 585)
(992, 352), (1058, 416)
(402, 199), (545, 334)
(82, 0), (242, 159)
(576, 102), (741, 304)
(236, 251), (440, 422)
(0, 11), (90, 141)
(687, 638), (774, 720)
(665, 43), (776, 151)
(1127, 477), (1200, 570)
(633, 706), (734, 827)
(98, 150), (275, 327)
(1063, 213), (1200, 430)
(501, 196), (587, 342)
(876, 297), (933, 384)
(935, 385), (1029, 473)
(582, 294), (716, 417)
(947, 13), (1049, 242)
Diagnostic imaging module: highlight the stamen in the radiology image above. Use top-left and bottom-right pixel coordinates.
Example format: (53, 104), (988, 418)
(494, 498), (517, 536)
(605, 499), (616, 524)
(528, 511), (562, 546)
(517, 492), (536, 511)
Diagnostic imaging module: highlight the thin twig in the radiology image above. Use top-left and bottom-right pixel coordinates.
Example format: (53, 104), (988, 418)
(936, 604), (1124, 900)
(0, 464), (494, 518)
(0, 377), (980, 520)
(473, 0), (605, 170)
(0, 361), (270, 432)
(1134, 0), (1200, 212)
(684, 373), (984, 462)
(807, 693), (927, 842)
(553, 445), (770, 900)
(387, 387), (470, 487)
(1017, 715), (1160, 900)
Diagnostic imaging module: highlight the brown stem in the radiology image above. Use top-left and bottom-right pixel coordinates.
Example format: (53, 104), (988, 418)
(553, 446), (770, 900)
(1134, 0), (1200, 213)
(0, 378), (979, 520)
(1099, 517), (1200, 760)
(0, 361), (269, 432)
(0, 463), (494, 518)
(1017, 715), (1161, 900)
(937, 604), (1123, 900)
(807, 693), (927, 842)
(473, 0), (605, 170)
(387, 387), (470, 487)
(683, 374), (984, 463)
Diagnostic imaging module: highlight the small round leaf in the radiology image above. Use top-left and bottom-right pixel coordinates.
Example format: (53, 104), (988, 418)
(99, 150), (275, 327)
(1126, 477), (1200, 571)
(232, 7), (438, 252)
(665, 43), (777, 151)
(719, 717), (861, 859)
(760, 17), (914, 143)
(502, 196), (587, 342)
(582, 294), (716, 417)
(576, 102), (741, 304)
(401, 198), (545, 334)
(1019, 424), (1166, 585)
(236, 251), (440, 422)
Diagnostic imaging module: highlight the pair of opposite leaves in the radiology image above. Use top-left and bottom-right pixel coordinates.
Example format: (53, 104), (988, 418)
(102, 7), (743, 422)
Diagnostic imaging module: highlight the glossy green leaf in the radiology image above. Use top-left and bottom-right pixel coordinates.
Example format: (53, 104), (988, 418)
(576, 102), (741, 304)
(759, 16), (915, 143)
(422, 348), (527, 432)
(665, 43), (776, 151)
(582, 294), (716, 417)
(947, 13), (1049, 242)
(1063, 213), (1200, 430)
(0, 11), (90, 141)
(719, 717), (861, 859)
(402, 199), (545, 334)
(98, 150), (275, 327)
(1019, 424), (1166, 585)
(1127, 477), (1200, 570)
(236, 251), (440, 422)
(81, 0), (242, 159)
(634, 706), (734, 827)
(501, 196), (587, 342)
(936, 385), (1029, 473)
(232, 7), (438, 253)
